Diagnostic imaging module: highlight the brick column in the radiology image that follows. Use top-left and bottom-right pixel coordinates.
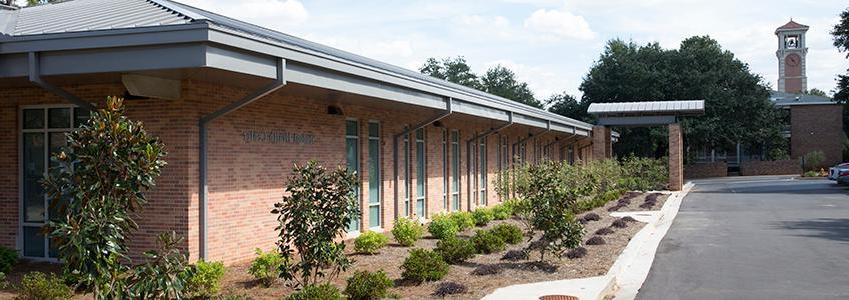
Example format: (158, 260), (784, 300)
(591, 125), (611, 160)
(668, 123), (683, 191)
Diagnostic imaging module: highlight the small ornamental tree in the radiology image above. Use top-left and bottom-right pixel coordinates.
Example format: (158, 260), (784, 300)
(523, 161), (584, 261)
(44, 96), (167, 299)
(272, 160), (359, 287)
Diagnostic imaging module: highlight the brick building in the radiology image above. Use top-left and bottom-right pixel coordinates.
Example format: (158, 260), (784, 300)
(0, 0), (611, 264)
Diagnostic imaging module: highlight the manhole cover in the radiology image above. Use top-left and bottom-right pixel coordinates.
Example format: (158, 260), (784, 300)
(539, 295), (579, 300)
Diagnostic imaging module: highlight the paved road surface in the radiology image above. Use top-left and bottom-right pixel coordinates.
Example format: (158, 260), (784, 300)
(637, 176), (849, 300)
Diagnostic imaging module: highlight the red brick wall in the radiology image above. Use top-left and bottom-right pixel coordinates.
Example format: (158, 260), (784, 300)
(790, 105), (843, 167)
(740, 160), (801, 176)
(684, 162), (727, 178)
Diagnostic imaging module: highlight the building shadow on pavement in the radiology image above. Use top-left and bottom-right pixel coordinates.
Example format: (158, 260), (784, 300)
(775, 218), (849, 243)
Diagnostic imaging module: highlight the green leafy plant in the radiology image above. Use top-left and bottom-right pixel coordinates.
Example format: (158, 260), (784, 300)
(354, 231), (389, 254)
(344, 270), (393, 300)
(126, 232), (193, 300)
(249, 248), (284, 288)
(491, 204), (512, 220)
(803, 170), (820, 177)
(0, 246), (17, 275)
(801, 151), (825, 171)
(400, 249), (449, 283)
(427, 214), (459, 240)
(43, 97), (167, 299)
(283, 283), (343, 300)
(470, 230), (506, 254)
(391, 217), (424, 247)
(434, 237), (476, 264)
(15, 272), (73, 300)
(0, 272), (8, 289)
(472, 207), (495, 226)
(186, 260), (225, 298)
(449, 212), (475, 231)
(620, 156), (668, 191)
(491, 223), (523, 245)
(271, 160), (359, 287)
(522, 161), (585, 261)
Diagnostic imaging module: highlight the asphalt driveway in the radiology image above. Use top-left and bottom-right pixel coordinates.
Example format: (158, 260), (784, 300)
(637, 176), (849, 300)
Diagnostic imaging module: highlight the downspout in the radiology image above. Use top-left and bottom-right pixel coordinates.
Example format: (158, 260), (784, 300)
(28, 52), (96, 110)
(465, 112), (513, 210)
(198, 58), (286, 259)
(393, 98), (453, 220)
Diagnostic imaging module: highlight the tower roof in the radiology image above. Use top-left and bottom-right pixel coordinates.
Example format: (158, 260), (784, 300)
(776, 19), (809, 33)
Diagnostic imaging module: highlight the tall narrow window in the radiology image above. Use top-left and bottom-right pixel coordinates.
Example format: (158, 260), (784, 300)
(345, 119), (360, 232)
(20, 106), (90, 258)
(450, 130), (460, 211)
(403, 133), (410, 216)
(442, 128), (448, 211)
(367, 121), (381, 228)
(479, 138), (487, 206)
(415, 128), (426, 218)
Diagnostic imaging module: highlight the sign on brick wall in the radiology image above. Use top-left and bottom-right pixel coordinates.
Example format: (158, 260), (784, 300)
(242, 129), (316, 145)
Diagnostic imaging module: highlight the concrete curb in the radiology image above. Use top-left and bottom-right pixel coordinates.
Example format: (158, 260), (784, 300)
(482, 184), (694, 300)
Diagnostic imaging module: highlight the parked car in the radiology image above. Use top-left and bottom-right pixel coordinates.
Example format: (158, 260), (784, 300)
(828, 163), (849, 184)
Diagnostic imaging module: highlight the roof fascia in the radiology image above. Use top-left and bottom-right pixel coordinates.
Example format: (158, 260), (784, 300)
(0, 23), (210, 54)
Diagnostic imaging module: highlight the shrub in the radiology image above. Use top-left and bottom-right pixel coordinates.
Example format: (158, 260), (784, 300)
(490, 223), (523, 245)
(400, 249), (449, 282)
(470, 230), (506, 254)
(621, 216), (637, 222)
(186, 260), (225, 298)
(801, 150), (825, 171)
(501, 198), (524, 217)
(595, 227), (614, 235)
(16, 272), (73, 300)
(434, 237), (476, 264)
(492, 204), (512, 220)
(639, 202), (655, 209)
(126, 232), (193, 299)
(283, 283), (343, 300)
(501, 250), (528, 261)
(565, 247), (587, 259)
(620, 156), (668, 191)
(43, 97), (167, 298)
(472, 207), (495, 226)
(803, 170), (820, 177)
(607, 203), (625, 212)
(392, 217), (424, 247)
(0, 246), (17, 274)
(580, 213), (600, 223)
(0, 272), (7, 289)
(354, 231), (389, 254)
(612, 218), (629, 228)
(585, 236), (605, 245)
(344, 270), (393, 300)
(471, 265), (502, 276)
(432, 281), (468, 297)
(249, 248), (284, 288)
(450, 212), (476, 231)
(428, 214), (459, 240)
(271, 160), (359, 287)
(522, 161), (585, 261)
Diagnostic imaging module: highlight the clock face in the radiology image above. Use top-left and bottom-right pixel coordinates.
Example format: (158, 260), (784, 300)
(786, 54), (800, 67)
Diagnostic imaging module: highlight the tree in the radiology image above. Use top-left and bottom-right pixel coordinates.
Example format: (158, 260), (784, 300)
(804, 88), (829, 97)
(579, 37), (783, 158)
(546, 92), (590, 122)
(830, 7), (849, 138)
(419, 56), (543, 108)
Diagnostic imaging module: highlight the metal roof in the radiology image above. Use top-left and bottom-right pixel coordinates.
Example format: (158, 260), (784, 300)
(0, 0), (596, 134)
(775, 20), (808, 33)
(587, 100), (705, 116)
(769, 91), (836, 107)
(3, 0), (191, 36)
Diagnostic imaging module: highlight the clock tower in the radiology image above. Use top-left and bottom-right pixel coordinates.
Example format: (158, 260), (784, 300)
(776, 19), (809, 93)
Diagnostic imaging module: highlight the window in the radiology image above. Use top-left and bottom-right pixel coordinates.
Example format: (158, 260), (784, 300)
(442, 129), (448, 210)
(450, 130), (460, 211)
(20, 106), (90, 258)
(415, 128), (426, 218)
(345, 119), (360, 232)
(478, 138), (487, 206)
(403, 133), (410, 216)
(367, 121), (381, 228)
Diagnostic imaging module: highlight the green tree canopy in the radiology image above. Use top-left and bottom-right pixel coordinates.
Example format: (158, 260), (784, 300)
(546, 92), (590, 122)
(419, 56), (542, 108)
(830, 7), (849, 141)
(579, 37), (783, 158)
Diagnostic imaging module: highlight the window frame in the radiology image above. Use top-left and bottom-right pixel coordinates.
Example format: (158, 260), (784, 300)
(367, 120), (381, 229)
(345, 118), (361, 233)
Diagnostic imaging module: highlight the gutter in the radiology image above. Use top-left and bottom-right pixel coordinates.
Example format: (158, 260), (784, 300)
(197, 58), (285, 259)
(27, 52), (95, 110)
(512, 121), (552, 165)
(392, 98), (453, 220)
(465, 112), (513, 210)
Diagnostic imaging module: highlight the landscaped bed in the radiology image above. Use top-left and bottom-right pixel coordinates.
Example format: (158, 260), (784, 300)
(214, 193), (653, 300)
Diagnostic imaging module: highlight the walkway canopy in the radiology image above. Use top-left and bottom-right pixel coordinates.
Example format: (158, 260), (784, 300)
(588, 100), (705, 126)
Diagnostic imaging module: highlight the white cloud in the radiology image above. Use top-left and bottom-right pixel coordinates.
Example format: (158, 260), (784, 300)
(481, 59), (580, 99)
(523, 9), (596, 40)
(179, 0), (309, 30)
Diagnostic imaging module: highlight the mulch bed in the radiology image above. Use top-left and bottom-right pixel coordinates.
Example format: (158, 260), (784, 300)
(0, 191), (665, 300)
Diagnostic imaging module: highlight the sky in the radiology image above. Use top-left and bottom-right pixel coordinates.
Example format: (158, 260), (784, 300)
(43, 0), (849, 100)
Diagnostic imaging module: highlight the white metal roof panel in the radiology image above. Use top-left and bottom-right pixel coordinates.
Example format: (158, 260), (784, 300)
(587, 100), (705, 116)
